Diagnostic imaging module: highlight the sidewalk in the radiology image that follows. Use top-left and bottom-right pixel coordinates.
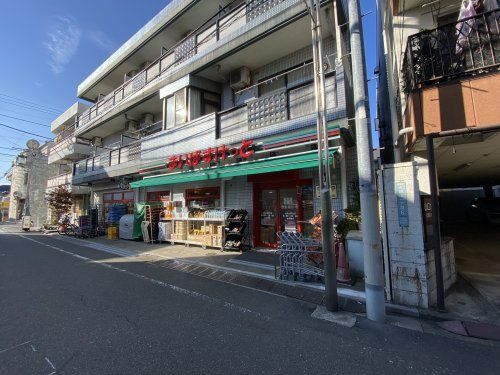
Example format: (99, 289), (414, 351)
(51, 233), (367, 309)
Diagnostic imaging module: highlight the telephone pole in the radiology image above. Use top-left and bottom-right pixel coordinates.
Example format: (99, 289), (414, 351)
(309, 0), (338, 312)
(348, 0), (386, 322)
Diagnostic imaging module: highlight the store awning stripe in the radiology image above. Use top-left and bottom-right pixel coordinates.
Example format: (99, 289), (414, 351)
(130, 149), (338, 188)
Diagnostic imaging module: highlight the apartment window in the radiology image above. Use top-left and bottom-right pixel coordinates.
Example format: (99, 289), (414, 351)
(201, 91), (221, 116)
(165, 88), (187, 129)
(258, 75), (286, 97)
(23, 173), (28, 185)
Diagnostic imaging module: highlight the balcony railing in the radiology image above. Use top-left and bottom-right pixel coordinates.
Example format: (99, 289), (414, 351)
(47, 173), (72, 189)
(74, 141), (142, 176)
(76, 0), (286, 130)
(402, 8), (500, 94)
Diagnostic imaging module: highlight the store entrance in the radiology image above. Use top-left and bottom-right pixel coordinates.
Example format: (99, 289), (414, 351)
(252, 173), (314, 248)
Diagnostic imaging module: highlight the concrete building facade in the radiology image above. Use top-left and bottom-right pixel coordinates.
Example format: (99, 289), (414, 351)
(68, 0), (360, 250)
(376, 0), (500, 308)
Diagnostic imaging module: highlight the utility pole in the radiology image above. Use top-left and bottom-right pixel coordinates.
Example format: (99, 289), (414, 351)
(348, 0), (386, 322)
(309, 0), (338, 312)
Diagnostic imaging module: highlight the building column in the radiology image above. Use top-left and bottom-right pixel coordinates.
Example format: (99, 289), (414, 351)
(220, 179), (226, 208)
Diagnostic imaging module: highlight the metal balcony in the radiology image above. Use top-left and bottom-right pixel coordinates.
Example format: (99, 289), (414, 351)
(402, 8), (500, 94)
(48, 124), (93, 164)
(76, 0), (287, 132)
(46, 173), (90, 194)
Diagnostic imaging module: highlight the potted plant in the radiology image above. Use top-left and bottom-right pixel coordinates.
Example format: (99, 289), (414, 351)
(335, 214), (359, 242)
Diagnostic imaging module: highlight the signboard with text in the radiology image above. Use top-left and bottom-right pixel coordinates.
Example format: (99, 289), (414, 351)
(168, 140), (254, 172)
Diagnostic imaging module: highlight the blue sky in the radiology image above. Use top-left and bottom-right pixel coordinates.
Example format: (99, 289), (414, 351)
(0, 0), (377, 184)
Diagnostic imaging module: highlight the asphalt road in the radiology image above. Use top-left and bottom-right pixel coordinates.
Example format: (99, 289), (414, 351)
(1, 231), (499, 374)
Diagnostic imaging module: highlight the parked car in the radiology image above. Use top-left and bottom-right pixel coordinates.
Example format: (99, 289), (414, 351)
(465, 197), (500, 225)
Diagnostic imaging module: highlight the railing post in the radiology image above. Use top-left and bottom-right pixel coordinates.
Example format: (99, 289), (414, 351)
(215, 113), (221, 139)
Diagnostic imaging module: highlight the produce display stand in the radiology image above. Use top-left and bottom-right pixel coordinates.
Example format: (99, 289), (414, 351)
(224, 210), (249, 251)
(168, 210), (227, 250)
(165, 209), (249, 251)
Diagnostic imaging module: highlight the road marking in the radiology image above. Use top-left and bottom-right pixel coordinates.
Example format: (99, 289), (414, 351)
(19, 235), (271, 321)
(30, 344), (37, 352)
(45, 357), (56, 370)
(0, 340), (32, 354)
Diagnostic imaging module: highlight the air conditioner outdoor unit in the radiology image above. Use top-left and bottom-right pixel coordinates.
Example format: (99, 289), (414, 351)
(124, 121), (139, 133)
(230, 67), (251, 90)
(93, 137), (103, 147)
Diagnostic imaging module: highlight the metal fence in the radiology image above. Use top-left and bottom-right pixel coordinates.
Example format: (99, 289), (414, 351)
(74, 141), (142, 176)
(402, 8), (500, 94)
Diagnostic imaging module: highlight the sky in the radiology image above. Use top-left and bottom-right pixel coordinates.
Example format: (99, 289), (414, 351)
(0, 0), (378, 184)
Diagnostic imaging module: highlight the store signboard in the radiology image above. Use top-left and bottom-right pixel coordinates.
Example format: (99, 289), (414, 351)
(395, 181), (409, 228)
(168, 140), (254, 171)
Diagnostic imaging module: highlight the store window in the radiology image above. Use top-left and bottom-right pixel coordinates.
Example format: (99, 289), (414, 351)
(165, 88), (187, 129)
(185, 187), (220, 209)
(147, 190), (170, 202)
(102, 191), (135, 220)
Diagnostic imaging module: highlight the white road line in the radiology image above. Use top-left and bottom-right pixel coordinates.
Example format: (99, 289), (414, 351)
(0, 340), (32, 354)
(45, 357), (56, 370)
(30, 344), (37, 352)
(19, 235), (271, 321)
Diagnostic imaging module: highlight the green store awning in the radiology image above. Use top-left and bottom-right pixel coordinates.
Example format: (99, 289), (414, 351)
(130, 149), (338, 188)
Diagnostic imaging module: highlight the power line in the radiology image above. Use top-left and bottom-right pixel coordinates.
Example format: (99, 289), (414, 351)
(0, 113), (50, 128)
(0, 146), (23, 151)
(0, 93), (62, 113)
(0, 98), (60, 116)
(0, 122), (51, 140)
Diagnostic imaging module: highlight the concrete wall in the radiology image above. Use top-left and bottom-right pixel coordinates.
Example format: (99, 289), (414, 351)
(380, 159), (457, 308)
(8, 163), (28, 220)
(28, 146), (60, 229)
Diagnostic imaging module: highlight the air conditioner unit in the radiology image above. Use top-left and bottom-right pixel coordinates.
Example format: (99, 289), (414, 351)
(93, 137), (103, 147)
(230, 67), (251, 90)
(124, 121), (139, 133)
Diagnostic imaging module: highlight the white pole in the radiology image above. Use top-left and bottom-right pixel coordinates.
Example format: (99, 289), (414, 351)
(348, 0), (386, 322)
(310, 0), (338, 311)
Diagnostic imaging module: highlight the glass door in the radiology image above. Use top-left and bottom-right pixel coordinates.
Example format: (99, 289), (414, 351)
(259, 189), (278, 246)
(279, 188), (298, 233)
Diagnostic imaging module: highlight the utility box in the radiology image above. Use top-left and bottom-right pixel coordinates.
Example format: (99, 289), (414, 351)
(119, 214), (135, 240)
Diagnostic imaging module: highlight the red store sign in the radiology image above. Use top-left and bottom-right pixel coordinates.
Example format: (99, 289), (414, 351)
(168, 140), (254, 171)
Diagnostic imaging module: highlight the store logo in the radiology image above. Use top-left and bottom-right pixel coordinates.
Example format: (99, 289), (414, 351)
(168, 140), (254, 171)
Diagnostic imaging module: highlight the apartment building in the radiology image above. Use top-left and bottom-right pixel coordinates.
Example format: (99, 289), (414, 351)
(7, 142), (58, 228)
(377, 0), (500, 308)
(70, 0), (361, 249)
(46, 102), (92, 223)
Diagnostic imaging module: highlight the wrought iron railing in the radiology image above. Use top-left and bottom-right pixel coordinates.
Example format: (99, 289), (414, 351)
(76, 0), (286, 130)
(402, 8), (500, 94)
(74, 141), (142, 176)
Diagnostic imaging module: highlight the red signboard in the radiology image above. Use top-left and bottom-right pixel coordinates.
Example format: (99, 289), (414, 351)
(168, 140), (254, 171)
